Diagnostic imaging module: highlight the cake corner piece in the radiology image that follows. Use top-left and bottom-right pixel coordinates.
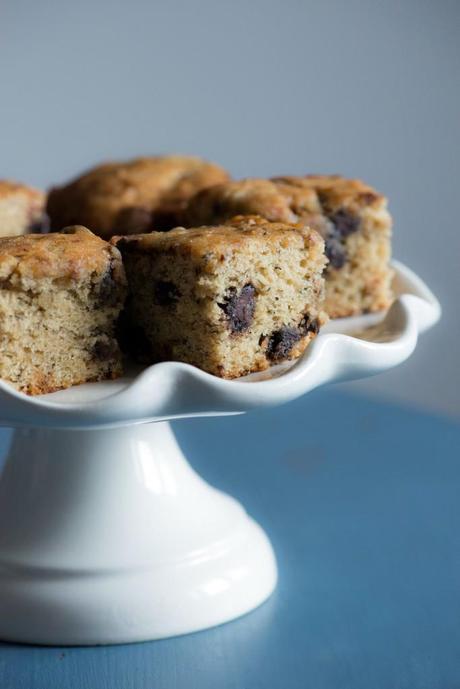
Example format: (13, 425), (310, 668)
(0, 226), (127, 395)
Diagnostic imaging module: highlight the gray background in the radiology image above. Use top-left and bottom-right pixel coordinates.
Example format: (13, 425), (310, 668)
(1, 0), (458, 417)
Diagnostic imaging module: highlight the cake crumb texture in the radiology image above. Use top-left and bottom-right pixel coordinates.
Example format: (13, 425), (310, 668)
(0, 227), (127, 395)
(116, 216), (327, 378)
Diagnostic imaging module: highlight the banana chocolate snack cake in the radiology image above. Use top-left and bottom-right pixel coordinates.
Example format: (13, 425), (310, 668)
(0, 180), (47, 237)
(115, 216), (327, 378)
(184, 175), (393, 318)
(47, 155), (230, 238)
(0, 227), (126, 395)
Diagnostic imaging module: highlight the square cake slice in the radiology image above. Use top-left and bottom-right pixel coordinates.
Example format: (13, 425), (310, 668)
(0, 226), (127, 395)
(276, 175), (393, 318)
(184, 175), (393, 318)
(115, 216), (327, 378)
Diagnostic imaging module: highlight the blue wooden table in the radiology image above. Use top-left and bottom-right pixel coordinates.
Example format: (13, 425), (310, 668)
(0, 389), (459, 689)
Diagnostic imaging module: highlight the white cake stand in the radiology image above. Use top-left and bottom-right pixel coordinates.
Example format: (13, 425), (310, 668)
(0, 261), (440, 645)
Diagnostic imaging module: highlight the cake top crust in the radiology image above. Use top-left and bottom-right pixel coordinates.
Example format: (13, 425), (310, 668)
(46, 155), (230, 236)
(185, 175), (387, 227)
(114, 215), (324, 258)
(0, 226), (122, 281)
(274, 175), (385, 212)
(185, 178), (298, 225)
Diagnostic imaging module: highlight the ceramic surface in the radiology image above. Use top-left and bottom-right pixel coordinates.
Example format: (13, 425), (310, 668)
(0, 261), (440, 644)
(0, 422), (277, 644)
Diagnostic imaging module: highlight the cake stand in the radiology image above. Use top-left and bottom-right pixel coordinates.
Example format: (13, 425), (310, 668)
(0, 261), (440, 645)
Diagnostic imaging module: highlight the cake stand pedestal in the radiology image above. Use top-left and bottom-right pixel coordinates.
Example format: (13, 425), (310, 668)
(0, 261), (440, 645)
(0, 423), (275, 644)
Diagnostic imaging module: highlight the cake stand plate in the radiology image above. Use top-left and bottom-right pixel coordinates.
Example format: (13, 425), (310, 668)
(0, 261), (440, 645)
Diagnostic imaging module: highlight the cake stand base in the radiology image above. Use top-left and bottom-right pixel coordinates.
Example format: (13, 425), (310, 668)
(0, 422), (277, 645)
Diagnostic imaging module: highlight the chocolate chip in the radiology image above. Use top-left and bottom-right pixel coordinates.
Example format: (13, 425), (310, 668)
(325, 235), (347, 269)
(329, 209), (360, 238)
(114, 206), (153, 234)
(300, 315), (320, 335)
(154, 281), (181, 306)
(95, 262), (119, 306)
(317, 204), (360, 271)
(266, 326), (301, 361)
(218, 283), (256, 334)
(92, 339), (118, 362)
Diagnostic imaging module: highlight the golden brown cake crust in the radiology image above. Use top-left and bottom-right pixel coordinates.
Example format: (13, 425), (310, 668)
(274, 175), (385, 212)
(185, 175), (386, 227)
(184, 178), (298, 226)
(113, 215), (324, 258)
(0, 226), (124, 282)
(47, 155), (230, 237)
